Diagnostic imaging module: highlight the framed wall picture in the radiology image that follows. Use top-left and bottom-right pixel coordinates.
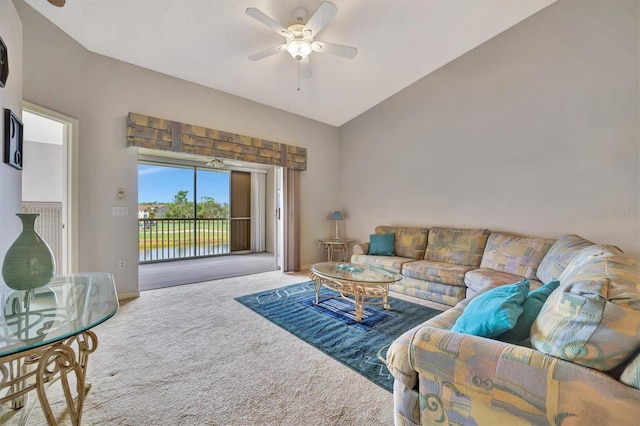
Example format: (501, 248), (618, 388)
(0, 36), (8, 88)
(4, 109), (23, 170)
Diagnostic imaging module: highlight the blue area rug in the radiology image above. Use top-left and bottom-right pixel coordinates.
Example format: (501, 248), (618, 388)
(234, 281), (442, 392)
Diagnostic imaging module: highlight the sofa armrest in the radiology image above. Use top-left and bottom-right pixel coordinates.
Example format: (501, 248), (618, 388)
(386, 325), (423, 388)
(403, 326), (640, 424)
(352, 242), (369, 255)
(386, 302), (468, 388)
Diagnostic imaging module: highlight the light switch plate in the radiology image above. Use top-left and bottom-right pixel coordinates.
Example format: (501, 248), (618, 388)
(112, 207), (128, 216)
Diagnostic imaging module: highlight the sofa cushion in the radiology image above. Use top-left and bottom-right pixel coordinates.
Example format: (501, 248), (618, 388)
(425, 227), (490, 267)
(620, 352), (640, 390)
(375, 226), (429, 260)
(369, 233), (395, 256)
(498, 280), (560, 344)
(480, 233), (555, 280)
(350, 254), (415, 274)
(556, 244), (623, 282)
(393, 277), (466, 307)
(464, 268), (543, 295)
(451, 279), (530, 337)
(402, 260), (473, 286)
(536, 234), (595, 283)
(531, 245), (640, 371)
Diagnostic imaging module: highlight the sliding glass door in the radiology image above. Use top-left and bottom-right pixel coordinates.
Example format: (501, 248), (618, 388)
(138, 163), (230, 263)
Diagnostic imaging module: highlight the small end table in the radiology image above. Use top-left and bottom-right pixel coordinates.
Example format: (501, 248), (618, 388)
(319, 238), (355, 262)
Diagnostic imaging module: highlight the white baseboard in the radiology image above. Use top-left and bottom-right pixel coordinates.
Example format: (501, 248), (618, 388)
(117, 291), (140, 301)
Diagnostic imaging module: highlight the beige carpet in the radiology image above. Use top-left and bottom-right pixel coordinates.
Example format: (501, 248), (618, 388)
(1, 270), (395, 425)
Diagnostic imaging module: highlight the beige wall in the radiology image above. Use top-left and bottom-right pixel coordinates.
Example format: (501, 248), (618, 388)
(15, 0), (340, 295)
(339, 0), (640, 261)
(0, 1), (23, 279)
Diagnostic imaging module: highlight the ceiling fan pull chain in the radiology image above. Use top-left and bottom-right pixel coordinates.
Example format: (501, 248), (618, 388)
(297, 60), (301, 92)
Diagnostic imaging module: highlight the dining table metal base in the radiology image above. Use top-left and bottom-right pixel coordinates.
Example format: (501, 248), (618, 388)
(0, 330), (98, 426)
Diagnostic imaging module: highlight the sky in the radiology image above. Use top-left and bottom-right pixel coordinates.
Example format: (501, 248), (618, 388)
(138, 164), (230, 204)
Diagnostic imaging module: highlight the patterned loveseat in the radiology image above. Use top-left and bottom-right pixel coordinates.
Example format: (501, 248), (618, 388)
(386, 243), (640, 425)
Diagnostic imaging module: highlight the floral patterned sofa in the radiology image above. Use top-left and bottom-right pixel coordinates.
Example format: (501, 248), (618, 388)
(385, 242), (640, 425)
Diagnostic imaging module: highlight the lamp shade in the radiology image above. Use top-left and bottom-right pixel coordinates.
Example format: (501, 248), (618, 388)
(330, 211), (343, 221)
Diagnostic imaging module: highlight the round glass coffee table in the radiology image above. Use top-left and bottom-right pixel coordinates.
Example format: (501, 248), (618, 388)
(309, 262), (402, 322)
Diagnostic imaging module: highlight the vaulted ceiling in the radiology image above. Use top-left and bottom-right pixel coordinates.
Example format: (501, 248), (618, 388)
(24, 0), (556, 126)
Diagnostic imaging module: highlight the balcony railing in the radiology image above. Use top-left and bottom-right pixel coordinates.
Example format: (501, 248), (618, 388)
(139, 218), (249, 263)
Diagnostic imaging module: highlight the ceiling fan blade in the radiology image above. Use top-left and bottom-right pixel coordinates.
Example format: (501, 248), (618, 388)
(302, 1), (338, 38)
(299, 57), (312, 79)
(246, 8), (292, 38)
(48, 0), (65, 6)
(248, 44), (286, 61)
(311, 41), (357, 59)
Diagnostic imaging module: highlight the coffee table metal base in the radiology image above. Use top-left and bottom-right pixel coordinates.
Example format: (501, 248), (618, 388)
(309, 272), (390, 322)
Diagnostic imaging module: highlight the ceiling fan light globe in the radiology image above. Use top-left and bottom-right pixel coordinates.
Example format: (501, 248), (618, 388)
(286, 39), (312, 60)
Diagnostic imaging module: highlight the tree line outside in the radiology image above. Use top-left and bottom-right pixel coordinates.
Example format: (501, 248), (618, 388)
(138, 190), (231, 255)
(140, 190), (229, 219)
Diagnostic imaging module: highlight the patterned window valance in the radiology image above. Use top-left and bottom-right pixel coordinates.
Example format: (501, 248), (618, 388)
(127, 112), (307, 171)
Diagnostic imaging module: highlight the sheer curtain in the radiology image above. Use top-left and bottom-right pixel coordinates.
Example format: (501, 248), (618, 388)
(250, 172), (266, 252)
(282, 168), (300, 272)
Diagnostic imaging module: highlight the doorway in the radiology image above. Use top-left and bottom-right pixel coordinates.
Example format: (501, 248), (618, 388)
(137, 153), (278, 290)
(21, 102), (78, 275)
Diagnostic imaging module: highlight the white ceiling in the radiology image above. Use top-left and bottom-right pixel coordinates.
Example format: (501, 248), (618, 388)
(24, 0), (556, 127)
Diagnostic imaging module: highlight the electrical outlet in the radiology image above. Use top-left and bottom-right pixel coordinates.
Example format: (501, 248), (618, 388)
(118, 260), (126, 269)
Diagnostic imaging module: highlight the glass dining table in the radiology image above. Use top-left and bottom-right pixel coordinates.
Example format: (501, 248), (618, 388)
(0, 272), (119, 425)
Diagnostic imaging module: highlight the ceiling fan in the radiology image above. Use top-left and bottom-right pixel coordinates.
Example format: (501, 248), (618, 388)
(246, 1), (357, 89)
(47, 0), (65, 6)
(205, 158), (242, 169)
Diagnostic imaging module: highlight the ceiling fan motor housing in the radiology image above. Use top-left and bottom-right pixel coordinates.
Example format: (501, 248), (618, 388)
(290, 7), (307, 23)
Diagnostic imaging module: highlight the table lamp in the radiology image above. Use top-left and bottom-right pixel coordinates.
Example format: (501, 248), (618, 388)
(330, 211), (343, 239)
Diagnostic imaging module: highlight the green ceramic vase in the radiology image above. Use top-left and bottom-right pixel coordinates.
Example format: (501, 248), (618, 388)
(2, 213), (56, 290)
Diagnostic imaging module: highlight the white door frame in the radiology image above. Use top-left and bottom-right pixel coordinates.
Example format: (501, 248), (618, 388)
(23, 101), (79, 274)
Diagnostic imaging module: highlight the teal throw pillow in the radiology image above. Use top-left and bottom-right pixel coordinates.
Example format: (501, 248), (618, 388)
(498, 280), (560, 343)
(369, 233), (395, 256)
(451, 279), (530, 338)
